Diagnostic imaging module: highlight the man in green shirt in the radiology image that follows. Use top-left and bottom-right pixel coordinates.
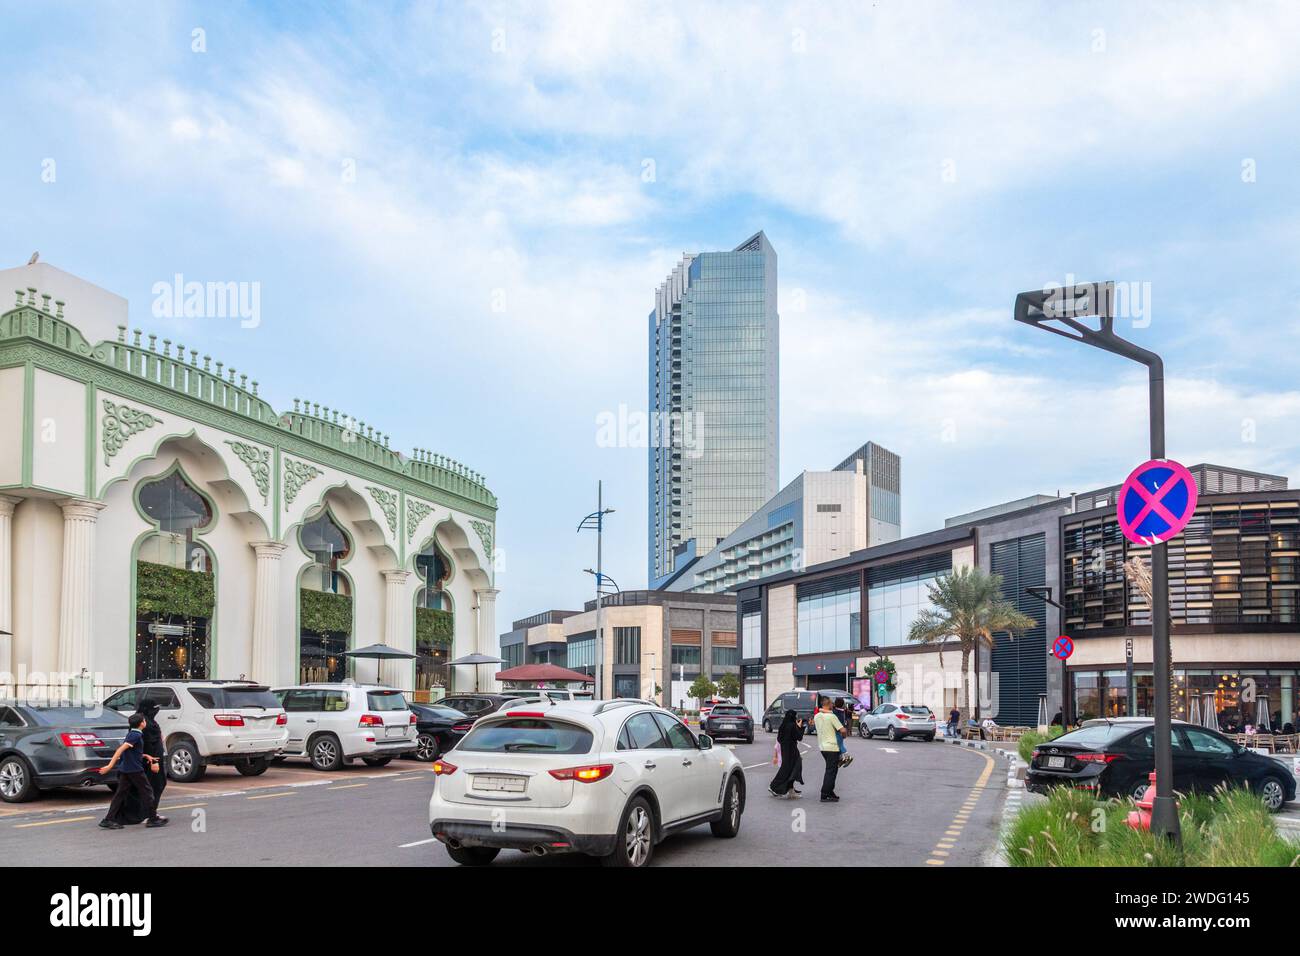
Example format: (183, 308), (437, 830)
(813, 697), (845, 802)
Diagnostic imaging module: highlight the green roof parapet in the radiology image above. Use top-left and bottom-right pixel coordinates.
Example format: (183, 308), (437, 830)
(0, 293), (497, 515)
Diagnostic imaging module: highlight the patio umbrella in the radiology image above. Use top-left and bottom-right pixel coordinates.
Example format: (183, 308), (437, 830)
(448, 652), (504, 692)
(343, 643), (416, 685)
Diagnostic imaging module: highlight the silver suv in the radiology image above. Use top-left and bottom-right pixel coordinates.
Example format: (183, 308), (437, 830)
(104, 681), (289, 782)
(273, 683), (417, 770)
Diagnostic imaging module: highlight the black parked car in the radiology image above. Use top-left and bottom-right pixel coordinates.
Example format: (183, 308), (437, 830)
(0, 700), (132, 803)
(703, 703), (754, 743)
(1025, 717), (1296, 812)
(435, 694), (524, 723)
(408, 703), (473, 761)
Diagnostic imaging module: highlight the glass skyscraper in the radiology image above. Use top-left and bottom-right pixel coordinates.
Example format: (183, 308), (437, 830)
(648, 231), (779, 586)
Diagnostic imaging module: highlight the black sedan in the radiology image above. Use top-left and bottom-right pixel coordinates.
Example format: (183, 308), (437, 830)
(1025, 717), (1296, 812)
(703, 703), (754, 743)
(0, 700), (132, 803)
(408, 703), (473, 761)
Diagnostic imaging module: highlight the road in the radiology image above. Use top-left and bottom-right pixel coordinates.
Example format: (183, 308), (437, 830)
(3, 733), (1007, 866)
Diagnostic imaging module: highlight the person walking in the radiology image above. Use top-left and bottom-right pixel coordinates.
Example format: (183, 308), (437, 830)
(833, 698), (853, 767)
(768, 709), (804, 798)
(119, 699), (169, 826)
(948, 705), (961, 738)
(97, 713), (167, 830)
(813, 697), (845, 802)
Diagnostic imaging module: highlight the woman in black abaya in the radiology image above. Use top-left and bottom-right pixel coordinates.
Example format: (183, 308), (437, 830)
(767, 709), (804, 797)
(118, 701), (168, 825)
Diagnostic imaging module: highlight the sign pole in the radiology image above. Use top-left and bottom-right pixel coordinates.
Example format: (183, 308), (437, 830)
(1126, 637), (1135, 718)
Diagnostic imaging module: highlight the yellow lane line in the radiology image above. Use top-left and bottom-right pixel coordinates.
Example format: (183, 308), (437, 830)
(16, 815), (95, 828)
(327, 783), (368, 791)
(246, 791), (294, 800)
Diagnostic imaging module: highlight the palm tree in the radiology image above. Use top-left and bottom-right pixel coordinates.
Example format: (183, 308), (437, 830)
(906, 566), (1037, 722)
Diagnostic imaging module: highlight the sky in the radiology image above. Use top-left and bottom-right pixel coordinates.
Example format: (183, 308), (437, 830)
(3, 0), (1300, 634)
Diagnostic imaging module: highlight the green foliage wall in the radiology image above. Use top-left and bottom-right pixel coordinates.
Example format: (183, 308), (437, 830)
(415, 606), (454, 646)
(300, 588), (353, 635)
(136, 561), (215, 619)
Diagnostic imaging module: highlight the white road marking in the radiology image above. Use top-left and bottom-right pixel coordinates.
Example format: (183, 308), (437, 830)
(742, 761), (771, 770)
(879, 747), (899, 754)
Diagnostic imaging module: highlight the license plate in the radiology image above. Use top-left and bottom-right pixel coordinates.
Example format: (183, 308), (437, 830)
(1048, 756), (1066, 769)
(385, 726), (407, 738)
(472, 775), (527, 793)
(722, 723), (739, 729)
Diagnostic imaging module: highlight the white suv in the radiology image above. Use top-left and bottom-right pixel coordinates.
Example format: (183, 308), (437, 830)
(104, 681), (289, 782)
(427, 699), (746, 868)
(273, 683), (418, 770)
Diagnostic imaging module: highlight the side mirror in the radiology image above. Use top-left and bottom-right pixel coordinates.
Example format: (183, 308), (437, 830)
(697, 733), (713, 750)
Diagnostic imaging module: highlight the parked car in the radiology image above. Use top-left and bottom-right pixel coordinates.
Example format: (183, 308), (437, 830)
(698, 697), (730, 722)
(409, 703), (474, 762)
(428, 699), (746, 867)
(761, 689), (854, 734)
(0, 700), (133, 803)
(104, 680), (288, 782)
(859, 703), (936, 741)
(272, 683), (418, 770)
(436, 693), (526, 722)
(703, 703), (754, 743)
(1025, 717), (1297, 811)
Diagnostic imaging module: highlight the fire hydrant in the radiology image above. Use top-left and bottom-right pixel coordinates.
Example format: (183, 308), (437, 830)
(1125, 771), (1158, 831)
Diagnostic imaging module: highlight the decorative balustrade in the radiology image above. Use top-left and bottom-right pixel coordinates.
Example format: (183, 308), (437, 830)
(1, 290), (496, 509)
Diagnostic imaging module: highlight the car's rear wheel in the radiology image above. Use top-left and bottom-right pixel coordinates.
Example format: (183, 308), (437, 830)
(1258, 775), (1287, 813)
(923, 733), (935, 742)
(1130, 779), (1150, 801)
(308, 735), (344, 771)
(762, 720), (772, 733)
(0, 755), (37, 803)
(414, 733), (440, 762)
(167, 739), (205, 783)
(745, 735), (754, 745)
(602, 796), (655, 868)
(710, 775), (743, 838)
(235, 757), (271, 776)
(446, 845), (500, 866)
(887, 726), (900, 742)
(362, 756), (393, 767)
(858, 723), (869, 739)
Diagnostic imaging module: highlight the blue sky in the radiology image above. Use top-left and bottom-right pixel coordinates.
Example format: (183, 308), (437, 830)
(3, 0), (1300, 632)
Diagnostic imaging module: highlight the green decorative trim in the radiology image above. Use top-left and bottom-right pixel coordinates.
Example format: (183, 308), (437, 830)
(21, 362), (33, 486)
(470, 519), (494, 559)
(300, 588), (353, 636)
(84, 381), (96, 496)
(283, 457), (323, 511)
(406, 499), (433, 543)
(415, 606), (454, 646)
(136, 560), (215, 619)
(367, 485), (398, 537)
(102, 398), (163, 467)
(225, 439), (271, 504)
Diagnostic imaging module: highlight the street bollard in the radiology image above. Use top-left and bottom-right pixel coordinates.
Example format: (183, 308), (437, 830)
(1125, 771), (1160, 831)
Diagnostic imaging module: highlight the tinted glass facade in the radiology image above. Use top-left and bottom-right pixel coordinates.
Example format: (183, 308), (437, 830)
(990, 534), (1048, 726)
(649, 231), (778, 583)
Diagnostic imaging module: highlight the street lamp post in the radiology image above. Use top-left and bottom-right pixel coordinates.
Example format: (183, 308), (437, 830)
(578, 482), (616, 700)
(1015, 280), (1180, 845)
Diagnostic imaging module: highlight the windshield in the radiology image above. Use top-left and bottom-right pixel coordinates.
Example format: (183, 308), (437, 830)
(712, 706), (747, 716)
(1053, 723), (1133, 749)
(366, 691), (409, 711)
(27, 706), (130, 727)
(901, 706), (931, 715)
(459, 718), (593, 754)
(224, 689), (282, 710)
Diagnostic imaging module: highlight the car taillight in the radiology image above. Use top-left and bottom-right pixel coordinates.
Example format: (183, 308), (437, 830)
(276, 713), (288, 726)
(896, 712), (909, 720)
(214, 714), (244, 727)
(549, 764), (614, 783)
(432, 759), (457, 775)
(1074, 753), (1123, 764)
(60, 732), (105, 748)
(410, 713), (418, 724)
(507, 711), (546, 717)
(451, 722), (473, 732)
(359, 714), (384, 727)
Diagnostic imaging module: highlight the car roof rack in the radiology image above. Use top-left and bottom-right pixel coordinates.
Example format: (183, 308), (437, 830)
(594, 699), (655, 714)
(137, 678), (260, 685)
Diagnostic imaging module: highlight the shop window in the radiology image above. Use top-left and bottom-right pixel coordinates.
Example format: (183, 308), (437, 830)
(298, 511), (353, 683)
(414, 541), (453, 696)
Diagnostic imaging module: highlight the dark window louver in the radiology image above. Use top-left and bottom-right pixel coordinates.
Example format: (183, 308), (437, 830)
(990, 534), (1047, 727)
(796, 572), (861, 600)
(866, 552), (952, 586)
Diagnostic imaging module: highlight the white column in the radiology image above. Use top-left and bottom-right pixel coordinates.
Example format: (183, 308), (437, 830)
(475, 587), (500, 692)
(382, 570), (411, 689)
(249, 541), (287, 685)
(56, 498), (106, 693)
(0, 496), (18, 685)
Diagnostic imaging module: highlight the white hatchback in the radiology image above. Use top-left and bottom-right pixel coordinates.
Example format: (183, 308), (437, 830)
(427, 699), (746, 867)
(273, 682), (418, 770)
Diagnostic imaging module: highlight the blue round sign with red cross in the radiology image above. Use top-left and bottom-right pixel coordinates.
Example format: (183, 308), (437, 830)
(1116, 458), (1199, 546)
(1052, 635), (1074, 661)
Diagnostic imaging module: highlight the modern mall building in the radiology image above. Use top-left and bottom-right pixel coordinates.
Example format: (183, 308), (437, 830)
(663, 441), (901, 594)
(0, 262), (499, 700)
(500, 590), (738, 708)
(648, 231), (779, 588)
(735, 464), (1300, 731)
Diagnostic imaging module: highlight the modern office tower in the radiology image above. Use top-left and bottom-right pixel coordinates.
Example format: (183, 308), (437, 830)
(648, 231), (779, 587)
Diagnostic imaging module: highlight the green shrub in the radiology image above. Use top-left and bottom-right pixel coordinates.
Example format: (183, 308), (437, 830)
(1017, 727), (1064, 764)
(1003, 784), (1299, 867)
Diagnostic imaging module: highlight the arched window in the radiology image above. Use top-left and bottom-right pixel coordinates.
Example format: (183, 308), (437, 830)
(298, 510), (353, 683)
(134, 470), (215, 681)
(414, 541), (453, 696)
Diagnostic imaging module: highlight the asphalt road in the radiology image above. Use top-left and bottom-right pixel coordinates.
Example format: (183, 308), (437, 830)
(4, 733), (1007, 867)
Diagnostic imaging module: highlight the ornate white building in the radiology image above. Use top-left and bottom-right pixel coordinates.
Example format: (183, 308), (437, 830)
(0, 261), (498, 699)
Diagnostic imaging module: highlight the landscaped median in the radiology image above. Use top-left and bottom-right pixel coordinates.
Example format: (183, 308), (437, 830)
(1003, 786), (1300, 866)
